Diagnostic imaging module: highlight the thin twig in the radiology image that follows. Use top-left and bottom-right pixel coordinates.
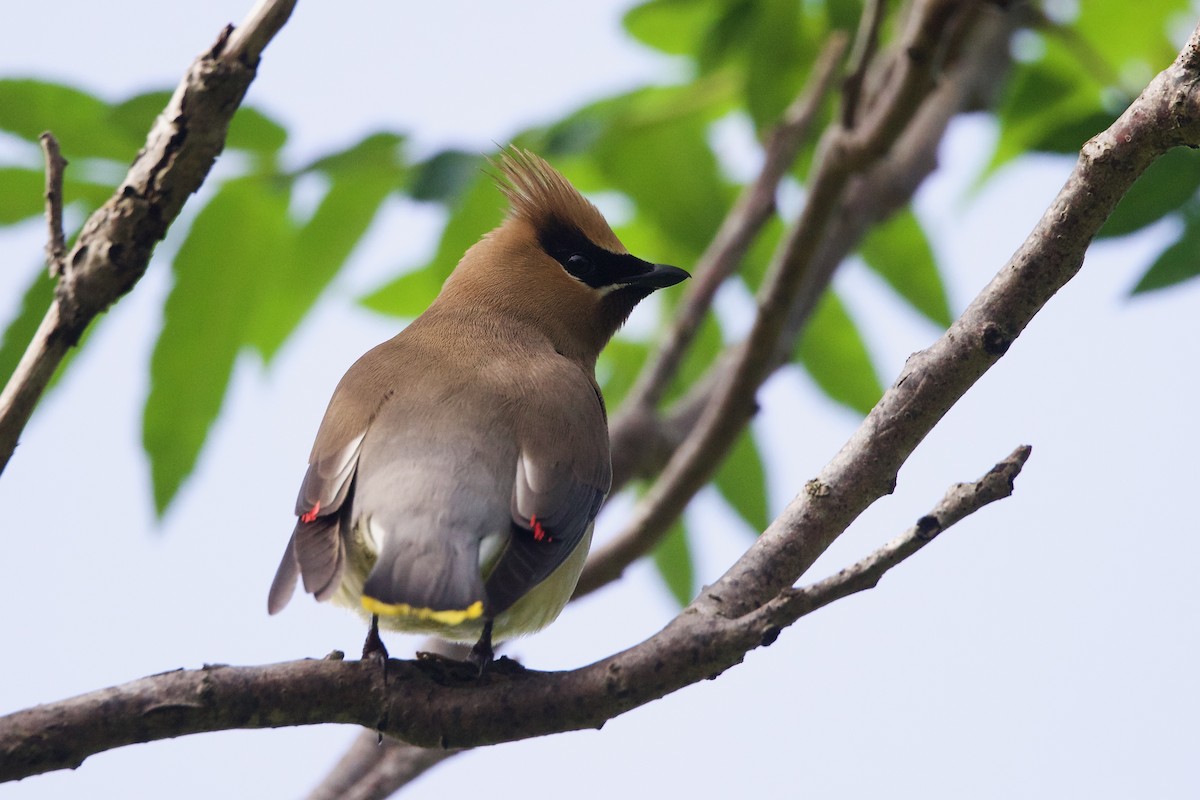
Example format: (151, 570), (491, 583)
(841, 0), (888, 128)
(38, 132), (67, 278)
(747, 445), (1032, 630)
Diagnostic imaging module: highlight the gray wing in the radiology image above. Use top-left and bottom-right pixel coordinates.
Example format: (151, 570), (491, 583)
(484, 374), (611, 615)
(268, 429), (366, 614)
(268, 334), (407, 614)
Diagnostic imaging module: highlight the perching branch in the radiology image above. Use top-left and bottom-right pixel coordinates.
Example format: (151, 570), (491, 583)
(0, 0), (297, 478)
(0, 445), (1028, 782)
(6, 11), (1200, 780)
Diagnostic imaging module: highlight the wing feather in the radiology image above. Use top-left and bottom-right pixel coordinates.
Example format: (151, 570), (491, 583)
(484, 368), (611, 615)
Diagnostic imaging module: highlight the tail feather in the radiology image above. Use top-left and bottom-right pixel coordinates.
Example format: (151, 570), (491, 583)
(267, 534), (300, 614)
(363, 534), (486, 619)
(294, 514), (345, 602)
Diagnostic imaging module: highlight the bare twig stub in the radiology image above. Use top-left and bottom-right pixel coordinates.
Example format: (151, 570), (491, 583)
(0, 0), (297, 477)
(38, 132), (67, 277)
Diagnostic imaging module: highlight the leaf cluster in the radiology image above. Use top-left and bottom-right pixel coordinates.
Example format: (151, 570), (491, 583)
(0, 0), (1193, 606)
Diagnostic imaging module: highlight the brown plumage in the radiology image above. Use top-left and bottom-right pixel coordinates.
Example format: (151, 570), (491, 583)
(268, 148), (688, 664)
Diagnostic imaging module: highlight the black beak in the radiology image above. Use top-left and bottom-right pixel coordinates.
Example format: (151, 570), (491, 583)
(621, 263), (690, 290)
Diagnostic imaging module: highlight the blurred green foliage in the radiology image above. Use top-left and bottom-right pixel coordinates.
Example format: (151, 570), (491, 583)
(1, 1), (1196, 601)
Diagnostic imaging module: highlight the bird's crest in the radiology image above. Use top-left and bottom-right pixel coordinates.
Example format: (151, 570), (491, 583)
(492, 148), (626, 254)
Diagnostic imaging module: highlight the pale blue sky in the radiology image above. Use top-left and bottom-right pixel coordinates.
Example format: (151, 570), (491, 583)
(2, 2), (1199, 799)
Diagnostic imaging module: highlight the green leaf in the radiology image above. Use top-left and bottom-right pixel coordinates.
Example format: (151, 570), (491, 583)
(360, 168), (504, 317)
(144, 176), (295, 515)
(713, 428), (769, 531)
(0, 166), (115, 226)
(795, 289), (883, 415)
(301, 132), (406, 176)
(859, 206), (953, 327)
(739, 213), (784, 292)
(1028, 110), (1118, 156)
(1099, 147), (1200, 238)
(112, 90), (288, 158)
(986, 45), (1103, 175)
(1130, 206), (1200, 295)
(665, 311), (722, 404)
(226, 107), (289, 155)
(0, 265), (97, 412)
(0, 79), (136, 161)
(743, 0), (806, 131)
(0, 267), (55, 386)
(0, 168), (49, 224)
(253, 176), (395, 361)
(410, 150), (483, 204)
(598, 336), (652, 412)
(592, 86), (731, 256)
(623, 0), (720, 57)
(697, 1), (756, 74)
(359, 263), (448, 319)
(251, 135), (408, 361)
(1073, 0), (1187, 70)
(108, 91), (171, 143)
(822, 0), (865, 31)
(653, 519), (695, 607)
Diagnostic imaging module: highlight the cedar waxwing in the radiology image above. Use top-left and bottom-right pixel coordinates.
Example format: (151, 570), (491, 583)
(268, 148), (689, 665)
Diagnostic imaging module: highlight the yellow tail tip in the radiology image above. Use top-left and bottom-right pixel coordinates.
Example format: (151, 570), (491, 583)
(361, 596), (484, 626)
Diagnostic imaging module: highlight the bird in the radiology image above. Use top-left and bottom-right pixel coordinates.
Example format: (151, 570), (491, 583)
(267, 147), (689, 667)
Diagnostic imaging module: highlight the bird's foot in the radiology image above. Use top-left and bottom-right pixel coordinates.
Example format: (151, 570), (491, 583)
(467, 619), (495, 676)
(361, 615), (389, 681)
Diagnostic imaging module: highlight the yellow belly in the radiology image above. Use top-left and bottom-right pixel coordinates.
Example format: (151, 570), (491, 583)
(332, 524), (592, 644)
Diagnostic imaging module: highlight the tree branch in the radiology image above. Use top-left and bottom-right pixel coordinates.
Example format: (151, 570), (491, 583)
(306, 730), (458, 800)
(698, 16), (1200, 621)
(588, 2), (1019, 598)
(0, 440), (1029, 783)
(840, 0), (887, 128)
(6, 5), (1199, 790)
(0, 0), (297, 477)
(582, 0), (986, 596)
(608, 33), (847, 487)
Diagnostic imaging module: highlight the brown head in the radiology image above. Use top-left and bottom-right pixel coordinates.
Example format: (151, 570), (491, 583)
(437, 148), (689, 365)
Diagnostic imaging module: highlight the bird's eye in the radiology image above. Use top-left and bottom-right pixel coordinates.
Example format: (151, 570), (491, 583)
(565, 254), (594, 279)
